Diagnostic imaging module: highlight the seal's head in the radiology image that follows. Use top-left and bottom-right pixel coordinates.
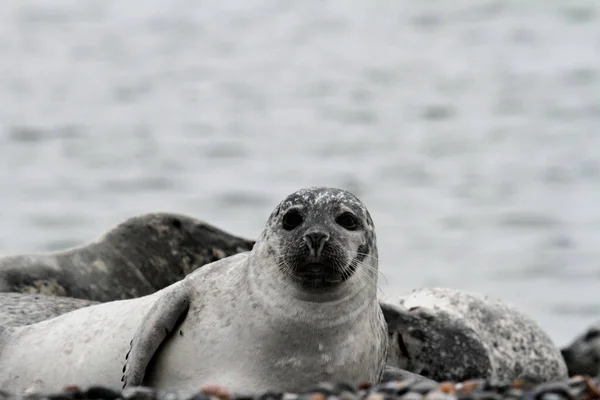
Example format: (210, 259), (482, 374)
(257, 187), (377, 292)
(561, 323), (600, 377)
(381, 302), (492, 382)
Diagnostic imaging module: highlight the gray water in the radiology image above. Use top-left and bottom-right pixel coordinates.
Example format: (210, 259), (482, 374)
(1, 0), (599, 347)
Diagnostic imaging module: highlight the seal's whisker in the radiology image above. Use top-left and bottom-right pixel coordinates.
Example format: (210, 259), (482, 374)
(357, 252), (388, 284)
(352, 260), (386, 298)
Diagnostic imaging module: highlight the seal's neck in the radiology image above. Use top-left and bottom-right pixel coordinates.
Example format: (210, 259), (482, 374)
(245, 241), (378, 329)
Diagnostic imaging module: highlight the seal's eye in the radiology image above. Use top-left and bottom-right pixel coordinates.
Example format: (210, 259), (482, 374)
(336, 212), (358, 231)
(282, 210), (303, 231)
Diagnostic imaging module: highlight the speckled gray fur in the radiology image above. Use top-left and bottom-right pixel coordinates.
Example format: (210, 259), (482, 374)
(381, 288), (568, 383)
(0, 292), (99, 327)
(0, 187), (388, 395)
(0, 212), (255, 302)
(561, 321), (600, 377)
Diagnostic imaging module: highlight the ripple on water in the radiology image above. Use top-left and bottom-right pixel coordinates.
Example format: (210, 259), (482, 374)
(204, 141), (247, 159)
(100, 176), (177, 193)
(497, 212), (561, 230)
(214, 191), (271, 208)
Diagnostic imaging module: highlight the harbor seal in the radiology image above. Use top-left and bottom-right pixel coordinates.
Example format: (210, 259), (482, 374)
(0, 187), (388, 394)
(0, 292), (99, 327)
(380, 288), (568, 383)
(561, 322), (600, 377)
(0, 212), (255, 302)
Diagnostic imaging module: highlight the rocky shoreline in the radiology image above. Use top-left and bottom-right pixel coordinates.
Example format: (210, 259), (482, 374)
(2, 377), (600, 400)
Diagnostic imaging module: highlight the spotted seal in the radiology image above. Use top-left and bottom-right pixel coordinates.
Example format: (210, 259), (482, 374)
(381, 287), (568, 383)
(0, 187), (388, 394)
(561, 322), (600, 377)
(0, 212), (255, 302)
(0, 292), (99, 327)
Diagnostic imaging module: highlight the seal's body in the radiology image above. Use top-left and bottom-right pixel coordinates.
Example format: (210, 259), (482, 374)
(0, 213), (255, 301)
(0, 293), (98, 327)
(0, 187), (387, 394)
(561, 322), (600, 377)
(381, 288), (568, 383)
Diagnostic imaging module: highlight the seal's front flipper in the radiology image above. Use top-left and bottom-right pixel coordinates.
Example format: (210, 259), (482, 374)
(121, 287), (190, 388)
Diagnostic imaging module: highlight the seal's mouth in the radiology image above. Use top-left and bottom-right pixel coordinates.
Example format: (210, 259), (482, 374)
(295, 262), (342, 289)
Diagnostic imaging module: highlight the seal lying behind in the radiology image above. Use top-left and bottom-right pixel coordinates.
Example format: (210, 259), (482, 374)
(561, 322), (600, 377)
(0, 212), (255, 302)
(0, 187), (388, 395)
(0, 293), (99, 327)
(381, 287), (568, 383)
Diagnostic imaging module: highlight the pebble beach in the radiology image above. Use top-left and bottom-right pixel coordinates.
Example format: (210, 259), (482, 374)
(3, 377), (600, 400)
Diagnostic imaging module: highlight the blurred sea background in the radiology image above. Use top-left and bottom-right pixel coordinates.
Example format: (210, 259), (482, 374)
(0, 0), (599, 347)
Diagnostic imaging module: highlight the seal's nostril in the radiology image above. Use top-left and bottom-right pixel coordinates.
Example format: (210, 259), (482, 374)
(304, 232), (329, 253)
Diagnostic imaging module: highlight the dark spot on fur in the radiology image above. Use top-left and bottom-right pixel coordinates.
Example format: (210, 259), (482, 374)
(122, 364), (126, 373)
(179, 330), (184, 336)
(408, 307), (421, 312)
(410, 329), (427, 341)
(171, 218), (182, 229)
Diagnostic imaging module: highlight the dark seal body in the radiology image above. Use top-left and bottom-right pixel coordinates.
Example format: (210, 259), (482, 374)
(561, 322), (600, 377)
(0, 212), (255, 302)
(382, 288), (568, 383)
(0, 292), (99, 327)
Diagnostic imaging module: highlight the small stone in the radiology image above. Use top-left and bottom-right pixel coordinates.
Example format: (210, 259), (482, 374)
(160, 392), (181, 400)
(334, 383), (357, 394)
(455, 380), (484, 395)
(358, 383), (373, 391)
(401, 392), (423, 400)
(503, 388), (524, 399)
(338, 392), (359, 400)
(299, 383), (336, 396)
(86, 386), (123, 400)
(47, 394), (77, 400)
(186, 394), (212, 400)
(532, 381), (572, 399)
(374, 379), (415, 396)
(539, 394), (567, 400)
(422, 390), (448, 400)
(200, 385), (232, 400)
(231, 396), (254, 400)
(438, 383), (454, 394)
(584, 377), (600, 398)
(256, 392), (283, 400)
(122, 386), (158, 400)
(411, 380), (439, 395)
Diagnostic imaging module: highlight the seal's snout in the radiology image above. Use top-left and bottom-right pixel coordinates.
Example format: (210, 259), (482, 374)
(303, 231), (330, 256)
